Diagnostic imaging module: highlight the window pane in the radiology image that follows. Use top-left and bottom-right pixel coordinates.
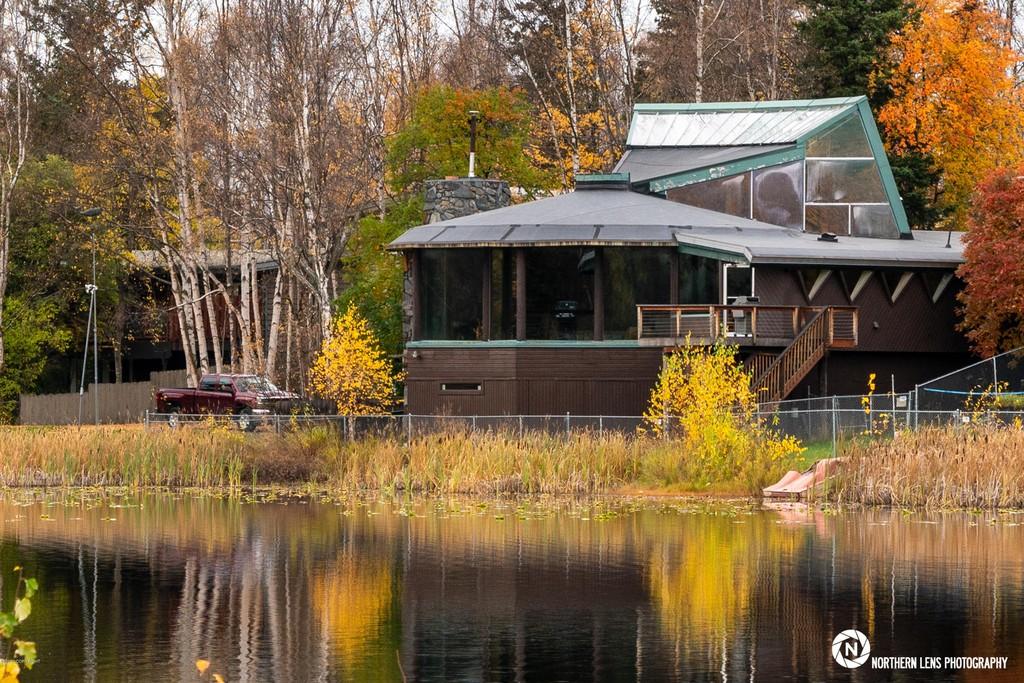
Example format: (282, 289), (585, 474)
(490, 249), (516, 339)
(725, 265), (753, 302)
(806, 159), (886, 203)
(525, 248), (595, 340)
(603, 248), (672, 340)
(805, 205), (849, 235)
(420, 249), (485, 340)
(753, 161), (803, 229)
(666, 173), (750, 218)
(806, 116), (872, 157)
(851, 204), (899, 238)
(678, 254), (718, 304)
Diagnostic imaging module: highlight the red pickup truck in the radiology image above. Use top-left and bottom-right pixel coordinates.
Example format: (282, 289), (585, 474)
(154, 374), (299, 430)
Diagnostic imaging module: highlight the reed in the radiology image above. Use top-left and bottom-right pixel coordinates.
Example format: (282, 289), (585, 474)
(829, 424), (1024, 508)
(0, 424), (792, 494)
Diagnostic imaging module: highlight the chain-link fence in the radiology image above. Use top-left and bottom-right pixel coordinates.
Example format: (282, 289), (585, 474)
(144, 411), (646, 440)
(143, 349), (1024, 451)
(914, 348), (1024, 413)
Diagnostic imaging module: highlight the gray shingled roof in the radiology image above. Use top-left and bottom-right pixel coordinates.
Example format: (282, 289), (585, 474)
(388, 187), (964, 268)
(613, 145), (794, 183)
(676, 227), (964, 268)
(388, 189), (791, 249)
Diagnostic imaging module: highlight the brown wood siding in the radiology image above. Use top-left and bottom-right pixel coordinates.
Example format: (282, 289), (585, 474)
(405, 346), (663, 415)
(754, 267), (967, 354)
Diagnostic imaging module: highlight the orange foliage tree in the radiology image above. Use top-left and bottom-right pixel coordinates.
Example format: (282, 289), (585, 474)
(876, 0), (1024, 226)
(957, 167), (1024, 356)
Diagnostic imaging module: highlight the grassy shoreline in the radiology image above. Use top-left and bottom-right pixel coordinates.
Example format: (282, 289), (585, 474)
(4, 423), (1024, 507)
(1, 424), (790, 495)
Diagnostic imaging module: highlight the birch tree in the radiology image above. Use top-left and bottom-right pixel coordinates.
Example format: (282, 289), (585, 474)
(0, 0), (34, 377)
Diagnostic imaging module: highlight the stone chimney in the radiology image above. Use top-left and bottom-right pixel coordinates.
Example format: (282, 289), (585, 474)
(423, 177), (511, 223)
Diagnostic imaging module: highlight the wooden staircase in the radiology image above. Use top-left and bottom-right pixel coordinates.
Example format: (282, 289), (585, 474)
(752, 308), (850, 403)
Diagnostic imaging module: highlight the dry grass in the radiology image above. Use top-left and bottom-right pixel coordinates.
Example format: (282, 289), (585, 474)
(829, 424), (1024, 508)
(0, 424), (793, 495)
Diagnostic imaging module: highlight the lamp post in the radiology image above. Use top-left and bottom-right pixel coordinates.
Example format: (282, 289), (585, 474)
(77, 207), (102, 426)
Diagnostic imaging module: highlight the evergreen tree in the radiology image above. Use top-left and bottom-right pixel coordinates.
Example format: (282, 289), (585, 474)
(798, 0), (946, 229)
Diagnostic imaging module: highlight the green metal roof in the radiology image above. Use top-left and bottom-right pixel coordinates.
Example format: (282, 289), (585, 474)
(623, 96), (911, 237)
(627, 96), (864, 147)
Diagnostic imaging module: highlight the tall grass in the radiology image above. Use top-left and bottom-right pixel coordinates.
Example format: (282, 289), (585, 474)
(829, 425), (1024, 508)
(0, 425), (793, 494)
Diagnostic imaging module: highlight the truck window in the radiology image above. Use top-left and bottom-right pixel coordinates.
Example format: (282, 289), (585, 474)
(200, 378), (218, 391)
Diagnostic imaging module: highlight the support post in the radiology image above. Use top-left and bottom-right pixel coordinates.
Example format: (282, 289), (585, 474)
(481, 250), (492, 340)
(593, 248), (604, 341)
(515, 248), (527, 340)
(831, 395), (838, 457)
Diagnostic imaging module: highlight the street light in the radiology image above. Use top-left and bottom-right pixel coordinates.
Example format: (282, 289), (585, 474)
(77, 207), (103, 426)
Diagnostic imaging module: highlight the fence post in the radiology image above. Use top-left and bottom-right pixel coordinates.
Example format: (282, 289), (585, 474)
(831, 395), (838, 458)
(913, 385), (919, 430)
(565, 412), (570, 438)
(472, 415), (477, 431)
(144, 409), (149, 430)
(519, 415), (523, 438)
(599, 415), (604, 438)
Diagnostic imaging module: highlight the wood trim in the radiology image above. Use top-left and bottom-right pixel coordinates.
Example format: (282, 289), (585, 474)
(890, 272), (914, 304)
(850, 271), (873, 302)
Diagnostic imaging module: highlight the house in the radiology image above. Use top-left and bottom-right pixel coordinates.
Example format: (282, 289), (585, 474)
(388, 97), (970, 416)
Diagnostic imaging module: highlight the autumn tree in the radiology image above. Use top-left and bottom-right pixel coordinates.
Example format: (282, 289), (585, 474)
(0, 0), (36, 380)
(957, 168), (1024, 356)
(639, 0), (801, 103)
(643, 342), (801, 487)
(388, 85), (557, 196)
(877, 0), (1024, 228)
(501, 0), (641, 184)
(309, 305), (402, 415)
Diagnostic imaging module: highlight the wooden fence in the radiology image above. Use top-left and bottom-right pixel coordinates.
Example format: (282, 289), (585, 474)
(19, 369), (188, 425)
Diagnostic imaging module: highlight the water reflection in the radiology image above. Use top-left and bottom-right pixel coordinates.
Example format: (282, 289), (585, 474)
(1, 494), (1023, 681)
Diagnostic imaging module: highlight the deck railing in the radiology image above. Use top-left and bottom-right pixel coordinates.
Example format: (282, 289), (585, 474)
(636, 304), (858, 348)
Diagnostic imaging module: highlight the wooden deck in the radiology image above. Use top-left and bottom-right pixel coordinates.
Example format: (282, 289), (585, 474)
(636, 304), (858, 349)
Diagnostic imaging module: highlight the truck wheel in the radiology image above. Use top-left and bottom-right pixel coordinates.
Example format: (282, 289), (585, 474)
(167, 407), (180, 429)
(237, 408), (256, 432)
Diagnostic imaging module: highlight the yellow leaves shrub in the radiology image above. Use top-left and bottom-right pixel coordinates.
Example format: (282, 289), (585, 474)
(643, 342), (802, 488)
(309, 304), (403, 415)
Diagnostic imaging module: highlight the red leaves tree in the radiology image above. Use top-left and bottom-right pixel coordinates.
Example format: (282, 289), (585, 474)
(958, 168), (1024, 356)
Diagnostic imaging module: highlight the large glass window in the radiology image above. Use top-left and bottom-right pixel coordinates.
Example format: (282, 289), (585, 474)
(525, 248), (595, 340)
(753, 161), (803, 229)
(666, 174), (751, 218)
(806, 159), (887, 203)
(678, 254), (719, 304)
(805, 204), (849, 235)
(805, 116), (873, 157)
(420, 249), (486, 340)
(804, 114), (899, 239)
(851, 205), (899, 238)
(603, 248), (673, 340)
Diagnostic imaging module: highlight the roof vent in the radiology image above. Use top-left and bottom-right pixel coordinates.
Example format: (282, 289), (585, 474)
(817, 232), (839, 243)
(575, 172), (631, 191)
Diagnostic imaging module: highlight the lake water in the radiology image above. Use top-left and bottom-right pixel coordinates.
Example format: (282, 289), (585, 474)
(1, 491), (1023, 682)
